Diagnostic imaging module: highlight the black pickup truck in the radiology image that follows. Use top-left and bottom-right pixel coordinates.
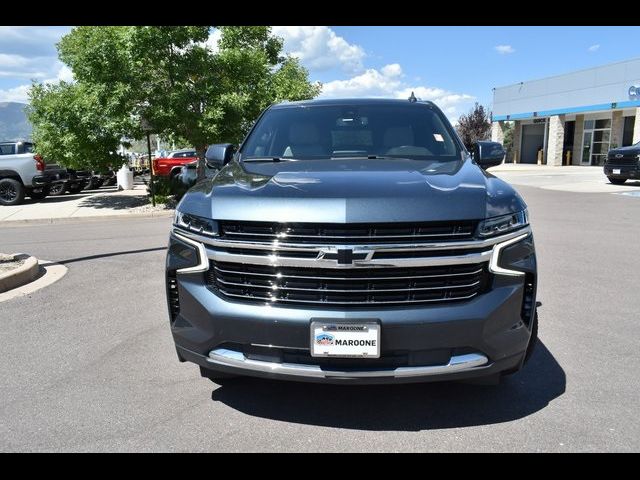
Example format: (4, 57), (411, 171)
(604, 143), (640, 184)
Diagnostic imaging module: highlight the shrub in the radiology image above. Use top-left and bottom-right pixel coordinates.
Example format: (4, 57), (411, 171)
(146, 176), (188, 206)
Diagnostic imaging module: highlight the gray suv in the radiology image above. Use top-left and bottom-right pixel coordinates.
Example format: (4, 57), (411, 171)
(166, 98), (538, 385)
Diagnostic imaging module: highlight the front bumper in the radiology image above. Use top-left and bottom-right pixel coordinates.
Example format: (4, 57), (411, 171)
(170, 267), (534, 384)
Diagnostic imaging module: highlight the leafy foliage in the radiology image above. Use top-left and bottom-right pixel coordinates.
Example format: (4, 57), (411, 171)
(29, 26), (321, 173)
(456, 103), (492, 151)
(29, 81), (131, 169)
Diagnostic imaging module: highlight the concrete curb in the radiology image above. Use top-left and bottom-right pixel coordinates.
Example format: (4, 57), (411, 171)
(1, 210), (174, 227)
(0, 260), (68, 303)
(0, 254), (40, 293)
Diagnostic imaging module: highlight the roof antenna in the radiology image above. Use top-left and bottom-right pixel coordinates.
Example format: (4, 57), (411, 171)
(408, 91), (417, 103)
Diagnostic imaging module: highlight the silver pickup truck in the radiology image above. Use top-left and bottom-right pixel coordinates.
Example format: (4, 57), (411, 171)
(0, 141), (67, 206)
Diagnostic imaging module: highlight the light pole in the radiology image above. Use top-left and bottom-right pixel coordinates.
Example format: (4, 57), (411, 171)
(140, 116), (155, 207)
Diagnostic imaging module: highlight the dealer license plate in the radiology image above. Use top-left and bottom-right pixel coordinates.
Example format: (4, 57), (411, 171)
(310, 321), (380, 358)
(613, 168), (621, 175)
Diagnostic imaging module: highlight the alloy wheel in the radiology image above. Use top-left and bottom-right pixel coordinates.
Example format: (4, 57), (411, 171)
(0, 184), (17, 202)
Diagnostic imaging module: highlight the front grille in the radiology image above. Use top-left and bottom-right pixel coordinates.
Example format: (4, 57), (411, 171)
(206, 261), (490, 307)
(606, 155), (639, 166)
(219, 220), (476, 244)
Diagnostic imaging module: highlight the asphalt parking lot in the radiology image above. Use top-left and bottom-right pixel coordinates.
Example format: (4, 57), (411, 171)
(1, 172), (640, 452)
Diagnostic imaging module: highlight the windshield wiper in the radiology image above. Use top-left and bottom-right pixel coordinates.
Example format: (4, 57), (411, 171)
(330, 155), (397, 160)
(242, 156), (298, 163)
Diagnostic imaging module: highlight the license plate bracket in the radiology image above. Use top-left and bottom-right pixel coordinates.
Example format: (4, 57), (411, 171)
(310, 319), (380, 358)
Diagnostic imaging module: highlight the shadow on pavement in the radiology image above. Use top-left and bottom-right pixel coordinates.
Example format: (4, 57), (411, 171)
(78, 194), (152, 210)
(21, 193), (95, 205)
(57, 246), (166, 265)
(210, 341), (565, 431)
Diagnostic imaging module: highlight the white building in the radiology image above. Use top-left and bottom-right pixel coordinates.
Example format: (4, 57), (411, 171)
(491, 57), (640, 166)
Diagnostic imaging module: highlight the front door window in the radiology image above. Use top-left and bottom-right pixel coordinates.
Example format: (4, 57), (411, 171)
(582, 118), (611, 166)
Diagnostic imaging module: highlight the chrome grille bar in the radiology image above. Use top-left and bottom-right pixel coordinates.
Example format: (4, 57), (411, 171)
(207, 248), (492, 269)
(213, 265), (483, 280)
(214, 278), (481, 293)
(222, 231), (472, 239)
(175, 227), (530, 253)
(216, 288), (479, 305)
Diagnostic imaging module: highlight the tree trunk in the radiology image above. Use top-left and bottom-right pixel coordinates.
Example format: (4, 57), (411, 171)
(196, 145), (207, 182)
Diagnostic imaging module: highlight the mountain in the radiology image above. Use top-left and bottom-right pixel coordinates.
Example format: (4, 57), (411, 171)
(0, 102), (32, 142)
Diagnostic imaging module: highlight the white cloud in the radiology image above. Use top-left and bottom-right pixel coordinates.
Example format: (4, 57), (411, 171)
(0, 54), (59, 79)
(494, 45), (515, 55)
(0, 63), (75, 104)
(588, 44), (600, 52)
(50, 62), (74, 83)
(381, 63), (402, 78)
(318, 64), (475, 122)
(320, 65), (404, 97)
(0, 84), (30, 103)
(272, 26), (366, 74)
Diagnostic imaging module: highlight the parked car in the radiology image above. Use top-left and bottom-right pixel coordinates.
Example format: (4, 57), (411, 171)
(603, 143), (640, 184)
(166, 98), (537, 387)
(175, 159), (221, 188)
(0, 141), (67, 206)
(152, 149), (198, 178)
(48, 168), (92, 196)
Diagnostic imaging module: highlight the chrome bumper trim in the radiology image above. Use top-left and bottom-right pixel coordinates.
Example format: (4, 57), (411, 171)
(206, 348), (489, 379)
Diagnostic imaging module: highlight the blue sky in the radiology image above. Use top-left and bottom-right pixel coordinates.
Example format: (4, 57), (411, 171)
(2, 26), (640, 124)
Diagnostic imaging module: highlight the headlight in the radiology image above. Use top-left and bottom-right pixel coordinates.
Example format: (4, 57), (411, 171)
(478, 209), (528, 238)
(174, 211), (218, 236)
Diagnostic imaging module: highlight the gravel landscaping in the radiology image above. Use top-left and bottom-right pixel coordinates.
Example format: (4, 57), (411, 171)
(0, 254), (24, 275)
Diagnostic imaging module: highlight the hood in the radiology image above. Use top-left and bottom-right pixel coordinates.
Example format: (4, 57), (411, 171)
(609, 144), (640, 155)
(178, 157), (525, 223)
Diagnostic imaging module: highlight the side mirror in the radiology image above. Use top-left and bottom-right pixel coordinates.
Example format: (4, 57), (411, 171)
(205, 143), (235, 168)
(473, 141), (505, 169)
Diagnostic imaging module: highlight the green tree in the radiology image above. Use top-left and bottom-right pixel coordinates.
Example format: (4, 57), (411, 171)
(32, 26), (321, 178)
(456, 103), (492, 151)
(29, 81), (130, 170)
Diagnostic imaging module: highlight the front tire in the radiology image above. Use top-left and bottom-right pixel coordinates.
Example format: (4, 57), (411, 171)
(500, 311), (538, 378)
(522, 310), (538, 366)
(608, 177), (627, 185)
(0, 178), (26, 206)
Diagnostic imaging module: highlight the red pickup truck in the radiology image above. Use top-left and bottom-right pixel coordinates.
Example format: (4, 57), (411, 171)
(152, 149), (198, 177)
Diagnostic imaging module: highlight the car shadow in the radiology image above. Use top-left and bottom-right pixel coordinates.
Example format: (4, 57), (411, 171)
(608, 180), (640, 187)
(209, 340), (565, 431)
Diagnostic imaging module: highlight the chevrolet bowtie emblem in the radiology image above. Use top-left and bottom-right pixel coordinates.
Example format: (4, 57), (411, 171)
(317, 248), (371, 265)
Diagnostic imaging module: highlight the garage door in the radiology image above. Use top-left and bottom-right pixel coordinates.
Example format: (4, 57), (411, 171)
(521, 123), (545, 164)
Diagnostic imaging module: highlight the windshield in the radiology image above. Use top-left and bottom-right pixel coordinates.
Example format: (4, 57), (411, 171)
(240, 103), (462, 161)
